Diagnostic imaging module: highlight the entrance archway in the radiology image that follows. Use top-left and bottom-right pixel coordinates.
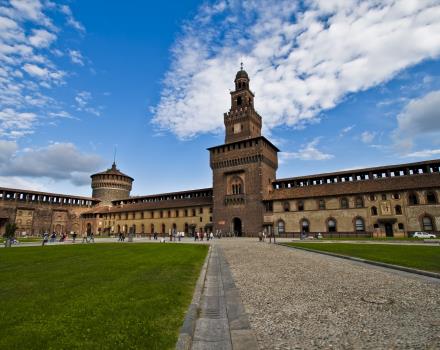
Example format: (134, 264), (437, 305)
(86, 223), (92, 235)
(232, 217), (242, 237)
(385, 223), (393, 237)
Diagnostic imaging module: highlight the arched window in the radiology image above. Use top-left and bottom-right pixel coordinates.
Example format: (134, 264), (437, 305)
(395, 205), (402, 215)
(422, 216), (434, 231)
(426, 191), (437, 204)
(398, 223), (404, 230)
(297, 200), (304, 211)
(283, 201), (290, 212)
(355, 217), (365, 232)
(141, 224), (145, 234)
(230, 176), (244, 195)
(150, 223), (154, 234)
(408, 192), (418, 205)
(318, 199), (325, 210)
(300, 219), (310, 233)
(237, 96), (242, 105)
(371, 206), (378, 216)
(355, 196), (364, 208)
(340, 197), (349, 209)
(277, 220), (285, 234)
(369, 194), (376, 201)
(327, 218), (337, 232)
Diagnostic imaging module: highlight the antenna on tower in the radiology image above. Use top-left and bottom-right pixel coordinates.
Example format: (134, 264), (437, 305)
(240, 61), (244, 70)
(113, 145), (117, 167)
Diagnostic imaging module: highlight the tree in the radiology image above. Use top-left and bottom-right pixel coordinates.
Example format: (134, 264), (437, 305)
(3, 223), (17, 248)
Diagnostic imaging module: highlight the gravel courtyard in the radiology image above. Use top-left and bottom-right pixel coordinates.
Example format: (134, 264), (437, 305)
(217, 239), (440, 349)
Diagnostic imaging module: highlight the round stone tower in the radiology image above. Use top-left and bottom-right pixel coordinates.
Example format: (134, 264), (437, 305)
(91, 162), (133, 205)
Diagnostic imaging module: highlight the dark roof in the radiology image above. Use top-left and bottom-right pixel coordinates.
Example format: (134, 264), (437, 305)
(83, 196), (213, 214)
(235, 69), (249, 80)
(274, 159), (440, 183)
(0, 186), (99, 202)
(116, 187), (213, 203)
(267, 172), (440, 201)
(91, 162), (134, 181)
(207, 136), (280, 152)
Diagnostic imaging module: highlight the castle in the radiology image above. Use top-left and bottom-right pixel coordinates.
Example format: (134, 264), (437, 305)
(1, 69), (440, 238)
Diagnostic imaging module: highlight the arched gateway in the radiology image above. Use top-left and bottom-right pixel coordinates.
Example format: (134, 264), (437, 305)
(232, 217), (242, 237)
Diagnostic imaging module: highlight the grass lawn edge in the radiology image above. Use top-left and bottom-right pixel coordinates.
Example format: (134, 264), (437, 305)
(279, 243), (440, 279)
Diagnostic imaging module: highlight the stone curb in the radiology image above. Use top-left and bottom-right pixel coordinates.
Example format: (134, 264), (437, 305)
(176, 246), (212, 350)
(278, 243), (440, 280)
(217, 248), (259, 350)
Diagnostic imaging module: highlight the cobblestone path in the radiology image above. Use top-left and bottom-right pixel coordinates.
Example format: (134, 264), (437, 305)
(217, 239), (440, 349)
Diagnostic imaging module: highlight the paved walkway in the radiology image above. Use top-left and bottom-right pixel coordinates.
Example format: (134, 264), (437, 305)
(217, 239), (440, 349)
(190, 245), (258, 350)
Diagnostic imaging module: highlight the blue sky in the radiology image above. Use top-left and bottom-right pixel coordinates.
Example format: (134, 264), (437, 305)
(1, 0), (440, 197)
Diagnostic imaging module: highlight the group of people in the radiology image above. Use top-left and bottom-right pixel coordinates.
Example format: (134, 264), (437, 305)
(193, 231), (214, 241)
(41, 231), (94, 246)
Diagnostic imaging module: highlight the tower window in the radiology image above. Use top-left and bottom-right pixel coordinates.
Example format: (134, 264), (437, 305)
(426, 191), (437, 204)
(237, 96), (242, 106)
(340, 197), (349, 209)
(422, 216), (434, 231)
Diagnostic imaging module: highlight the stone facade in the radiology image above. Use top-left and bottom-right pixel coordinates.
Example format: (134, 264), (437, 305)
(1, 69), (439, 238)
(0, 188), (97, 236)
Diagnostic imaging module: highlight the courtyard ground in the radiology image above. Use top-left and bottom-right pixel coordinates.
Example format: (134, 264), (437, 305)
(216, 239), (440, 349)
(285, 242), (440, 273)
(0, 243), (208, 350)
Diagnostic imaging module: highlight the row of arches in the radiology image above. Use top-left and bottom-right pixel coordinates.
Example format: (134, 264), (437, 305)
(408, 191), (438, 205)
(282, 191), (438, 213)
(276, 217), (360, 234)
(114, 222), (198, 235)
(282, 196), (365, 212)
(276, 214), (436, 233)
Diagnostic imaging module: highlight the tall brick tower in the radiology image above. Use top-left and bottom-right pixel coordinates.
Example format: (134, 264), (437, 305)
(209, 67), (279, 236)
(91, 162), (133, 205)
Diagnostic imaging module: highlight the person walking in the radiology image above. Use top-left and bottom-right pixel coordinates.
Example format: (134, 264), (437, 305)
(81, 232), (87, 243)
(72, 232), (77, 243)
(210, 232), (214, 241)
(42, 232), (49, 246)
(89, 232), (95, 243)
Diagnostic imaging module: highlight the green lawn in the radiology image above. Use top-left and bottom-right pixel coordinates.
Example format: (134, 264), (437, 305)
(285, 243), (440, 273)
(0, 243), (208, 349)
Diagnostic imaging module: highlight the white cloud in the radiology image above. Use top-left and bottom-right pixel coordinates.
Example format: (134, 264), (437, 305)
(0, 0), (85, 138)
(280, 138), (333, 162)
(405, 149), (440, 158)
(68, 49), (84, 66)
(152, 0), (440, 139)
(361, 131), (376, 144)
(0, 142), (104, 186)
(60, 5), (85, 33)
(0, 139), (18, 162)
(0, 108), (36, 137)
(28, 28), (56, 48)
(339, 125), (355, 137)
(0, 175), (46, 191)
(394, 90), (440, 150)
(74, 91), (101, 116)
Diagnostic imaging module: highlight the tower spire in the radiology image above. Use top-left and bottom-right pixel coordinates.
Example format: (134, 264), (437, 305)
(240, 61), (243, 71)
(112, 146), (117, 169)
